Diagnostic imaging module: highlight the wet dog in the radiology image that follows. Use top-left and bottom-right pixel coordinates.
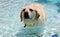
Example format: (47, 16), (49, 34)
(20, 3), (46, 37)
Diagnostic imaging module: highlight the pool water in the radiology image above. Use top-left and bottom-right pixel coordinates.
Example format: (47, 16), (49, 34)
(0, 0), (60, 37)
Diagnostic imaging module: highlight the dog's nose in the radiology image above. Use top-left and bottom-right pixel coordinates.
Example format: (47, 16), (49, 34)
(24, 12), (29, 19)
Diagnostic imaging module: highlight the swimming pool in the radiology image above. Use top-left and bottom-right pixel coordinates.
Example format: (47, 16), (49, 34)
(0, 0), (60, 37)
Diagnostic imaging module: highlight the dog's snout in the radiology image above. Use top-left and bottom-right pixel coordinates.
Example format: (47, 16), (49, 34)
(24, 12), (29, 19)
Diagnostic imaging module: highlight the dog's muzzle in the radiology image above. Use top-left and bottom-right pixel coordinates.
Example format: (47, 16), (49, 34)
(24, 12), (29, 19)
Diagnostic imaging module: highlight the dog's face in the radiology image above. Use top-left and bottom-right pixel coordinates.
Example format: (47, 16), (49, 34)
(20, 6), (40, 26)
(20, 4), (46, 27)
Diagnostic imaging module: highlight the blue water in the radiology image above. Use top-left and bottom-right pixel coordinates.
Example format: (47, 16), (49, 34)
(0, 0), (60, 37)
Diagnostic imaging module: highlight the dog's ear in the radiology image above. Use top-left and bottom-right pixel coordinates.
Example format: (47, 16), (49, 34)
(20, 8), (26, 22)
(35, 10), (40, 20)
(20, 11), (23, 22)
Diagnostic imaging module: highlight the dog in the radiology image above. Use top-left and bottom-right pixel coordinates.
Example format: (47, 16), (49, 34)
(20, 3), (46, 37)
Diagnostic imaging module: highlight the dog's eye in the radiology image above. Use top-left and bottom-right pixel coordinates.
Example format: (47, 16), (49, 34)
(29, 9), (33, 11)
(22, 9), (25, 11)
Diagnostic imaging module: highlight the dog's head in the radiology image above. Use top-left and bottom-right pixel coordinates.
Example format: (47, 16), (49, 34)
(20, 6), (40, 21)
(20, 4), (46, 27)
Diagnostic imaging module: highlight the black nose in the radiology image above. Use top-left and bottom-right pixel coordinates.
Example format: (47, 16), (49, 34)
(24, 12), (29, 19)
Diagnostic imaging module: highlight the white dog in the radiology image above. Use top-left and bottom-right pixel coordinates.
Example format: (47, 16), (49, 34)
(20, 3), (46, 37)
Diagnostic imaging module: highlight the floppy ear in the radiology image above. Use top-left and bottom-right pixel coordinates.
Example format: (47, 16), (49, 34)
(35, 10), (40, 20)
(20, 11), (22, 22)
(20, 8), (26, 22)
